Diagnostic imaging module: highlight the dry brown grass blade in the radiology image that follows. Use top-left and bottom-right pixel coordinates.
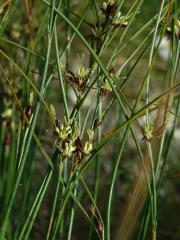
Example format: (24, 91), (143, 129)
(114, 95), (171, 240)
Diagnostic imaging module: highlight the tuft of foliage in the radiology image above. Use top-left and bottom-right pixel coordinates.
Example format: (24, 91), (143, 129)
(0, 0), (180, 239)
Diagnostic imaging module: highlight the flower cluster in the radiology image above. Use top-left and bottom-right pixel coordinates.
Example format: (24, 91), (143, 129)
(100, 67), (116, 96)
(64, 55), (89, 92)
(90, 1), (129, 40)
(50, 105), (95, 163)
(100, 79), (112, 96)
(142, 125), (154, 142)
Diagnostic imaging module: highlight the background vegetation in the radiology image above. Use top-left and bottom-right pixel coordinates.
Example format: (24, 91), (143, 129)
(0, 0), (180, 239)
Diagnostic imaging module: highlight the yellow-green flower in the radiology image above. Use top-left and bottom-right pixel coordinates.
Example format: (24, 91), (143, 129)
(83, 141), (93, 155)
(144, 125), (153, 140)
(63, 142), (76, 157)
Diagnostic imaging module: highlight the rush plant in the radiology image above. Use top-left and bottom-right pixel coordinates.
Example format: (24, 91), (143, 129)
(0, 0), (179, 239)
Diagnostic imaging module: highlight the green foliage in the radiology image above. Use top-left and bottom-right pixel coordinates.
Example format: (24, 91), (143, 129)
(0, 0), (180, 239)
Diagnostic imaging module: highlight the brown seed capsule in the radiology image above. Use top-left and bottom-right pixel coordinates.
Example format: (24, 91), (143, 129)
(74, 136), (83, 152)
(24, 105), (32, 120)
(55, 119), (61, 128)
(65, 69), (86, 91)
(61, 139), (69, 150)
(109, 67), (116, 76)
(106, 2), (117, 19)
(177, 31), (180, 40)
(93, 118), (101, 130)
(100, 2), (118, 20)
(0, 3), (9, 16)
(74, 151), (83, 164)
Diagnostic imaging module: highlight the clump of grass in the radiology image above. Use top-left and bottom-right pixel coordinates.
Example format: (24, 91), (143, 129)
(0, 0), (180, 239)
